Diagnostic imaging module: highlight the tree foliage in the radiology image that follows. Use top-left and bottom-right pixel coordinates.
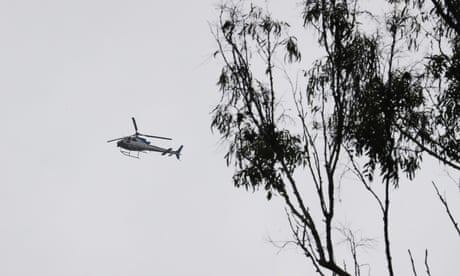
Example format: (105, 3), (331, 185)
(211, 0), (459, 275)
(396, 0), (460, 170)
(211, 4), (303, 198)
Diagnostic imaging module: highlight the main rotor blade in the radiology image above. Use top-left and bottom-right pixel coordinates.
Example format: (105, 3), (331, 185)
(139, 133), (172, 140)
(107, 136), (126, 143)
(132, 117), (138, 133)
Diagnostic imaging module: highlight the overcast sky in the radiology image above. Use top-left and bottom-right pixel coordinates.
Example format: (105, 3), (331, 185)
(0, 1), (458, 276)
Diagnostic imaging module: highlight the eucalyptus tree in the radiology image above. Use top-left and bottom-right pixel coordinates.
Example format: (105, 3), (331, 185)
(210, 0), (458, 275)
(212, 1), (390, 275)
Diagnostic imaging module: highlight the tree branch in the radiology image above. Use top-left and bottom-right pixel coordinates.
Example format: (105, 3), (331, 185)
(408, 249), (418, 276)
(424, 249), (432, 276)
(432, 181), (460, 237)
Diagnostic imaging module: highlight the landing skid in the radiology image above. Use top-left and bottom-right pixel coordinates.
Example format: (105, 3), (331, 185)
(120, 149), (145, 159)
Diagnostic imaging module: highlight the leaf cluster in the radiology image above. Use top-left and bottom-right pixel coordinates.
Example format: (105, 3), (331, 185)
(400, 0), (460, 169)
(348, 71), (425, 183)
(211, 3), (303, 199)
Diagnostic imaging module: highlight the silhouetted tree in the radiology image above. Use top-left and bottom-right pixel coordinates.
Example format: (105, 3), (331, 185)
(211, 0), (458, 275)
(391, 0), (460, 171)
(400, 0), (460, 237)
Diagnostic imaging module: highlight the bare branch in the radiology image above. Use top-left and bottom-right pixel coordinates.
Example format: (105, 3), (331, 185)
(408, 249), (418, 276)
(432, 181), (460, 237)
(285, 211), (326, 276)
(424, 249), (432, 276)
(345, 147), (385, 212)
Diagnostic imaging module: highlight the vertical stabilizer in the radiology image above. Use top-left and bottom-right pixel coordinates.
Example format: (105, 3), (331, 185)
(175, 145), (183, 160)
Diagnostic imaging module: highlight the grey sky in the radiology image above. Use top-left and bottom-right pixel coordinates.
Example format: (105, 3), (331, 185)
(0, 1), (458, 276)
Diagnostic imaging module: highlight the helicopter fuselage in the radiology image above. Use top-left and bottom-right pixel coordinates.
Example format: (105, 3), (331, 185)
(117, 136), (168, 152)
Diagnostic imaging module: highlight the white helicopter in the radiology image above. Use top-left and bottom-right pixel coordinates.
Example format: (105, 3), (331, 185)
(107, 117), (183, 159)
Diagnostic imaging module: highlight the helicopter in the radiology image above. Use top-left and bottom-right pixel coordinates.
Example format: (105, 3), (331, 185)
(107, 117), (183, 159)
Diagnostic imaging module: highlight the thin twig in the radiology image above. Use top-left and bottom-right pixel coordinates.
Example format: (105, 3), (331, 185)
(345, 147), (385, 212)
(424, 249), (432, 276)
(408, 249), (418, 276)
(432, 181), (460, 237)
